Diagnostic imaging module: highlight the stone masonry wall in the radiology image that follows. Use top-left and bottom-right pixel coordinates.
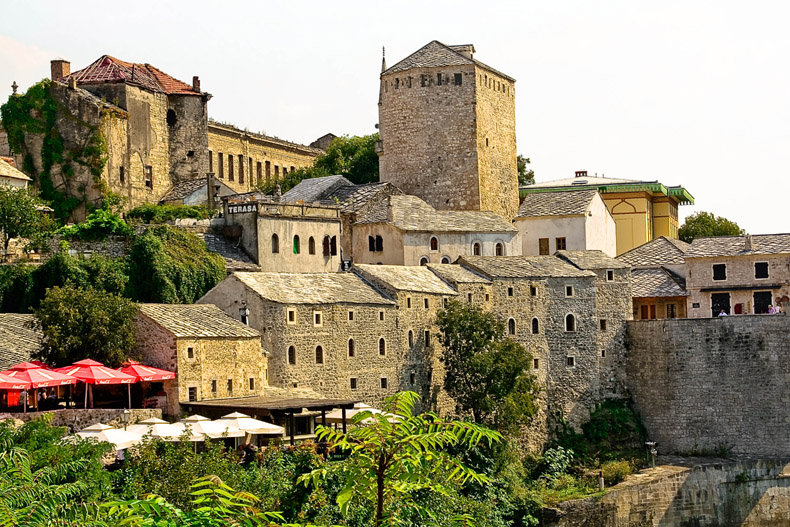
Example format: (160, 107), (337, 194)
(626, 316), (790, 456)
(543, 457), (790, 527)
(5, 407), (162, 433)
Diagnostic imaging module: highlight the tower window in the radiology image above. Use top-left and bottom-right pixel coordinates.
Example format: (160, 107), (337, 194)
(600, 319), (607, 331)
(566, 356), (575, 367)
(315, 346), (324, 364)
(166, 109), (177, 126)
(508, 287), (514, 297)
(188, 387), (197, 401)
(424, 330), (431, 346)
(565, 314), (576, 332)
(454, 73), (462, 85)
(348, 339), (355, 357)
(119, 166), (125, 184)
(437, 73), (443, 86)
(606, 270), (614, 281)
(288, 346), (296, 365)
(380, 377), (388, 389)
(508, 318), (516, 335)
(379, 338), (386, 356)
(408, 330), (414, 347)
(228, 154), (234, 181)
(531, 318), (539, 334)
(144, 166), (153, 188)
(350, 377), (358, 390)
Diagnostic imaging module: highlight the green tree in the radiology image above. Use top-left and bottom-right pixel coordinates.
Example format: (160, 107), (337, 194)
(0, 185), (52, 252)
(517, 155), (535, 186)
(299, 391), (501, 527)
(436, 300), (539, 433)
(32, 285), (139, 368)
(126, 225), (225, 303)
(678, 211), (745, 243)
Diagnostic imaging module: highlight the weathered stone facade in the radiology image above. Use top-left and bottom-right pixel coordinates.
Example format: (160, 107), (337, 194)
(4, 407), (162, 433)
(378, 41), (519, 220)
(207, 122), (322, 193)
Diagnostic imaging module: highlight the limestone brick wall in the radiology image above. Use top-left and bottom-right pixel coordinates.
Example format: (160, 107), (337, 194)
(592, 268), (631, 399)
(626, 316), (790, 455)
(207, 123), (321, 194)
(378, 64), (482, 213)
(543, 457), (790, 527)
(6, 407), (162, 433)
(473, 65), (519, 220)
(167, 94), (209, 183)
(686, 255), (790, 318)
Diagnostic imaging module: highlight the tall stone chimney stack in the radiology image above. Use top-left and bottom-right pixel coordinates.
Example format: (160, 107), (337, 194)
(50, 59), (70, 81)
(192, 76), (201, 92)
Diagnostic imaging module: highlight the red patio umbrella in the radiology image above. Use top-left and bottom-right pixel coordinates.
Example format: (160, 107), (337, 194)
(117, 360), (175, 382)
(0, 373), (31, 391)
(1, 362), (78, 412)
(54, 359), (137, 409)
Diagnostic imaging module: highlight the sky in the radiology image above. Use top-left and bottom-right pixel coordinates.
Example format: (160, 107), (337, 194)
(1, 1), (788, 234)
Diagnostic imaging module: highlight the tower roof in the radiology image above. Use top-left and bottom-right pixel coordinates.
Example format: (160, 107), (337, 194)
(382, 41), (515, 82)
(63, 55), (203, 96)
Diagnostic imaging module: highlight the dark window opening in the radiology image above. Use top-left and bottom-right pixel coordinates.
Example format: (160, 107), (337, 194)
(187, 347), (194, 359)
(565, 285), (574, 297)
(607, 270), (614, 281)
(473, 242), (481, 256)
(666, 303), (677, 319)
(755, 262), (769, 279)
(430, 236), (438, 251)
(508, 287), (514, 297)
(331, 236), (338, 256)
(308, 236), (315, 254)
(119, 166), (125, 184)
(348, 339), (355, 357)
(495, 243), (504, 256)
(600, 319), (607, 331)
(288, 346), (296, 365)
(530, 285), (537, 296)
(408, 330), (414, 347)
(437, 73), (443, 86)
(379, 338), (386, 356)
(409, 372), (415, 385)
(533, 358), (539, 369)
(257, 161), (262, 185)
(601, 349), (606, 358)
(228, 154), (234, 181)
(424, 330), (430, 346)
(238, 154), (244, 184)
(508, 318), (516, 335)
(368, 236), (375, 252)
(380, 377), (388, 389)
(211, 380), (217, 393)
(187, 150), (194, 157)
(556, 237), (567, 251)
(566, 357), (575, 367)
(565, 314), (576, 332)
(713, 264), (727, 281)
(271, 234), (279, 253)
(293, 235), (300, 254)
(323, 236), (331, 256)
(350, 378), (357, 390)
(218, 153), (224, 178)
(144, 166), (153, 188)
(531, 318), (539, 334)
(166, 109), (177, 126)
(249, 377), (255, 390)
(375, 235), (383, 252)
(315, 346), (324, 364)
(188, 387), (197, 401)
(227, 379), (233, 393)
(208, 151), (213, 172)
(454, 73), (462, 85)
(420, 257), (428, 266)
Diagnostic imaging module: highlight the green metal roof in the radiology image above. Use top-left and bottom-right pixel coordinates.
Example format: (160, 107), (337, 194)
(519, 182), (694, 206)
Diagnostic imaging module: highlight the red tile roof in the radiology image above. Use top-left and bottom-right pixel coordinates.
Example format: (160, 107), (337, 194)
(63, 55), (201, 96)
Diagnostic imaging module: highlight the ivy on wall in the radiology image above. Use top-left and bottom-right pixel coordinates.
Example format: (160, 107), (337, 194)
(1, 79), (109, 222)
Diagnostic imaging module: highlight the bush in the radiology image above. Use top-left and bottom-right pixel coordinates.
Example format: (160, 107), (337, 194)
(0, 264), (36, 312)
(57, 207), (133, 241)
(127, 203), (216, 224)
(600, 459), (633, 486)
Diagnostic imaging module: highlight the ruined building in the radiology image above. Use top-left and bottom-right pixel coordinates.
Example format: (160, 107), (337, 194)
(377, 41), (520, 220)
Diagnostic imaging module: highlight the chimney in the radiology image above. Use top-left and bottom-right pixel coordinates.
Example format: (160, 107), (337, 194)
(50, 59), (70, 81)
(68, 77), (77, 90)
(192, 76), (201, 92)
(452, 44), (475, 59)
(575, 170), (588, 178)
(744, 234), (753, 251)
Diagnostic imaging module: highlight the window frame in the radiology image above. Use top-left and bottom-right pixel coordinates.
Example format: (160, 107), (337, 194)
(712, 263), (727, 281)
(754, 261), (769, 279)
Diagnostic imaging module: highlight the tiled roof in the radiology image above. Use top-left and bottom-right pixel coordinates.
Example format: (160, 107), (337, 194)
(195, 233), (259, 272)
(354, 264), (458, 295)
(426, 264), (491, 284)
(160, 179), (206, 202)
(357, 195), (516, 233)
(631, 268), (687, 298)
(282, 175), (351, 203)
(0, 157), (31, 182)
(233, 272), (395, 305)
(383, 41), (515, 82)
(139, 304), (260, 338)
(330, 182), (400, 214)
(459, 256), (595, 279)
(617, 236), (691, 267)
(0, 314), (40, 370)
(686, 234), (790, 258)
(556, 250), (630, 270)
(64, 55), (201, 96)
(282, 176), (399, 214)
(515, 189), (598, 217)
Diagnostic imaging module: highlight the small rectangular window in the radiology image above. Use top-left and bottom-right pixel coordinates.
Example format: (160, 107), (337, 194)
(256, 161), (262, 184)
(556, 237), (567, 251)
(228, 154), (234, 181)
(238, 154), (245, 184)
(249, 377), (255, 391)
(421, 75), (426, 87)
(407, 297), (412, 308)
(227, 379), (233, 393)
(424, 330), (430, 346)
(530, 285), (537, 297)
(409, 372), (415, 385)
(539, 238), (549, 255)
(187, 347), (194, 359)
(424, 298), (429, 309)
(712, 264), (727, 281)
(533, 358), (539, 369)
(208, 150), (213, 172)
(755, 262), (769, 279)
(600, 319), (607, 331)
(211, 380), (217, 393)
(467, 293), (472, 302)
(666, 303), (677, 319)
(566, 356), (575, 367)
(508, 287), (514, 297)
(144, 166), (153, 188)
(119, 166), (125, 184)
(379, 311), (385, 321)
(188, 387), (197, 402)
(218, 153), (224, 178)
(350, 377), (358, 390)
(287, 309), (296, 324)
(606, 270), (614, 281)
(348, 310), (354, 321)
(565, 285), (574, 297)
(437, 73), (443, 86)
(485, 293), (490, 302)
(380, 377), (388, 389)
(601, 349), (606, 358)
(314, 312), (322, 326)
(454, 73), (462, 85)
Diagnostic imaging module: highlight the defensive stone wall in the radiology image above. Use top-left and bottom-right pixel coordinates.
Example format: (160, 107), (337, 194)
(626, 316), (790, 456)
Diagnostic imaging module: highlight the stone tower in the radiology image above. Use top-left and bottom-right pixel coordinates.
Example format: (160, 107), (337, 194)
(377, 41), (519, 220)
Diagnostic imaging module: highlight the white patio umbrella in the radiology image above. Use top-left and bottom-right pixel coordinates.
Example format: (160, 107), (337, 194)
(126, 417), (183, 441)
(76, 423), (143, 451)
(213, 412), (284, 436)
(324, 402), (397, 425)
(172, 415), (245, 441)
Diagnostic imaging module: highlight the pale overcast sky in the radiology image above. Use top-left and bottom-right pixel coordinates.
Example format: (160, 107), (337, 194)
(2, 1), (788, 234)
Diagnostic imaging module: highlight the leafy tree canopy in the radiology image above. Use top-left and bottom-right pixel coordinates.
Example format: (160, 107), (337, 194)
(126, 225), (226, 303)
(436, 300), (539, 434)
(517, 155), (535, 186)
(32, 285), (138, 368)
(678, 211), (745, 243)
(0, 185), (53, 252)
(127, 203), (216, 224)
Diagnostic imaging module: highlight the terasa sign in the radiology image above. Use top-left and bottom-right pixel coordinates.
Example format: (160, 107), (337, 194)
(228, 204), (257, 214)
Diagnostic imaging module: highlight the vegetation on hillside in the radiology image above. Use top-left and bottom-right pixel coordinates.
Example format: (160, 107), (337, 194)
(679, 211), (745, 243)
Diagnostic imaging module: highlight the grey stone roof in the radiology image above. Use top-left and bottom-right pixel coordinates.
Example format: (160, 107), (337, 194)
(459, 256), (595, 279)
(330, 182), (400, 214)
(686, 234), (790, 258)
(515, 189), (598, 217)
(426, 263), (491, 285)
(0, 314), (40, 370)
(354, 264), (459, 295)
(556, 250), (630, 270)
(139, 304), (261, 338)
(383, 40), (515, 83)
(616, 236), (691, 267)
(631, 268), (687, 298)
(196, 233), (259, 272)
(234, 272), (395, 305)
(282, 175), (351, 203)
(357, 195), (516, 233)
(0, 158), (31, 182)
(160, 179), (205, 202)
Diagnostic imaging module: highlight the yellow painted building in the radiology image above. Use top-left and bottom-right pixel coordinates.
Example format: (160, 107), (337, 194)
(521, 171), (694, 255)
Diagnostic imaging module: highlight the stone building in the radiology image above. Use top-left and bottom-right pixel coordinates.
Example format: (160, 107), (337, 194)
(684, 234), (790, 317)
(207, 122), (323, 194)
(617, 236), (690, 319)
(352, 194), (520, 266)
(523, 172), (694, 255)
(159, 176), (234, 207)
(377, 41), (520, 220)
(134, 303), (265, 416)
(0, 157), (31, 188)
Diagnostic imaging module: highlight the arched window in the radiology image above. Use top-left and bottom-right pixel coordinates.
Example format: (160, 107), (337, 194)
(508, 318), (516, 335)
(166, 109), (177, 126)
(331, 236), (338, 256)
(441, 256), (451, 264)
(473, 242), (481, 256)
(348, 339), (355, 357)
(293, 235), (300, 254)
(368, 236), (376, 252)
(287, 346), (296, 365)
(532, 318), (539, 334)
(308, 236), (316, 255)
(375, 235), (383, 252)
(322, 236), (331, 256)
(495, 243), (504, 256)
(565, 314), (576, 332)
(271, 234), (280, 254)
(408, 330), (414, 347)
(420, 257), (429, 266)
(378, 338), (386, 356)
(315, 345), (324, 364)
(430, 236), (439, 251)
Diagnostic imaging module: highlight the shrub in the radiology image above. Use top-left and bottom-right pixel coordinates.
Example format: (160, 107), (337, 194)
(127, 203), (216, 224)
(57, 207), (133, 241)
(0, 264), (36, 312)
(600, 459), (633, 486)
